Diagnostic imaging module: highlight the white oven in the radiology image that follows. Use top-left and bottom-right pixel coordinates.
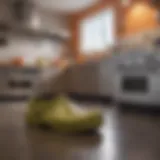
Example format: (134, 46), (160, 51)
(110, 50), (160, 105)
(113, 72), (160, 105)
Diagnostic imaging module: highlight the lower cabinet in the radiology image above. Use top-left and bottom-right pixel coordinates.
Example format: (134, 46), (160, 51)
(67, 63), (100, 95)
(50, 61), (111, 97)
(0, 67), (41, 98)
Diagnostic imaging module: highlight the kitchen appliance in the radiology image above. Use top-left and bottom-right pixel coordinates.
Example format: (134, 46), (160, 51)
(0, 0), (69, 42)
(110, 49), (160, 105)
(122, 76), (148, 93)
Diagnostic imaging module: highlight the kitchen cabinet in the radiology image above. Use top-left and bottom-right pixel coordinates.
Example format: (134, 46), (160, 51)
(67, 62), (100, 95)
(0, 67), (41, 98)
(51, 69), (68, 93)
(99, 58), (114, 96)
(0, 70), (10, 94)
(38, 60), (112, 98)
(0, 64), (112, 99)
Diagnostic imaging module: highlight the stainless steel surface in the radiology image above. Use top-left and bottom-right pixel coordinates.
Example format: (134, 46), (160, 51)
(0, 0), (69, 41)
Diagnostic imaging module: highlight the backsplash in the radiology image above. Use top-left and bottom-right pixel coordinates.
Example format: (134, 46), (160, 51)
(0, 34), (63, 65)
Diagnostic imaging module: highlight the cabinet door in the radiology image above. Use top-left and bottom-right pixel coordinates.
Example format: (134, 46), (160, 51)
(79, 64), (99, 94)
(99, 59), (114, 96)
(68, 65), (82, 93)
(69, 63), (99, 95)
(0, 71), (10, 94)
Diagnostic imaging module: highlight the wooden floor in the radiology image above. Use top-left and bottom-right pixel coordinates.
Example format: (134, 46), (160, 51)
(0, 103), (160, 160)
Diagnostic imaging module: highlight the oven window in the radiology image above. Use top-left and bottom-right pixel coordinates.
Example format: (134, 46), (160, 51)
(122, 76), (148, 92)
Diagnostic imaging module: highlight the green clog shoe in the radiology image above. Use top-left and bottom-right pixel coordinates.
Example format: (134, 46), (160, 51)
(26, 99), (55, 126)
(26, 96), (103, 133)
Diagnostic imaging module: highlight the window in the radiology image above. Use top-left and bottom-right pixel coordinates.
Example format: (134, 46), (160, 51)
(80, 8), (115, 54)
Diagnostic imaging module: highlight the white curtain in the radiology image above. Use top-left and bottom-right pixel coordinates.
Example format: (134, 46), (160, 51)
(80, 8), (115, 54)
(103, 9), (115, 47)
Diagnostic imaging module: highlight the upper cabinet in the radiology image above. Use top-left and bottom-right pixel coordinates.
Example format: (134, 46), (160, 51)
(0, 0), (70, 40)
(29, 9), (70, 38)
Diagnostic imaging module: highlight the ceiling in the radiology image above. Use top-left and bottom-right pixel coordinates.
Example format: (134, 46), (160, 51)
(33, 0), (99, 13)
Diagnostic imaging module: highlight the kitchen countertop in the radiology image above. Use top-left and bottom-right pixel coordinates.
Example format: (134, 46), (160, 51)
(0, 103), (160, 160)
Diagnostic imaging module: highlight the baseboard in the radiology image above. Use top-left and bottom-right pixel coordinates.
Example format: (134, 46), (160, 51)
(0, 95), (30, 102)
(33, 92), (113, 104)
(118, 101), (160, 113)
(67, 92), (113, 104)
(0, 92), (113, 104)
